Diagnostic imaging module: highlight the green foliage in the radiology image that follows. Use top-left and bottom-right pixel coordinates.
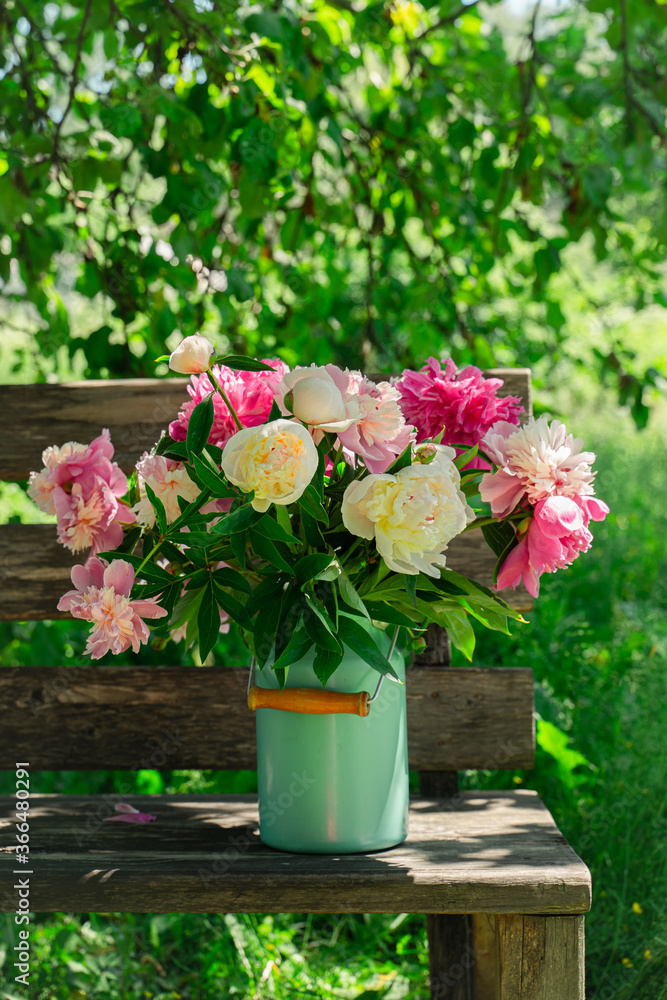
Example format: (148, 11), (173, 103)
(1, 0), (666, 421)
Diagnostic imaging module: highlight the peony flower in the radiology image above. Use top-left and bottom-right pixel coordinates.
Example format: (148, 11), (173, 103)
(132, 453), (201, 528)
(169, 359), (289, 450)
(325, 367), (416, 474)
(496, 494), (609, 598)
(57, 557), (168, 660)
(480, 416), (598, 518)
(221, 419), (319, 513)
(53, 480), (135, 555)
(28, 429), (135, 554)
(275, 365), (359, 438)
(168, 334), (215, 374)
(341, 447), (474, 576)
(394, 358), (523, 446)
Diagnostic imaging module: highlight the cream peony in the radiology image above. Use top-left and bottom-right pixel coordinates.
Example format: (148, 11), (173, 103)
(342, 447), (474, 576)
(221, 419), (319, 512)
(276, 366), (359, 435)
(168, 334), (215, 374)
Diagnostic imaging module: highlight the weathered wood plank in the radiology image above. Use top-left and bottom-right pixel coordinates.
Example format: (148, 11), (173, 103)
(0, 666), (535, 771)
(496, 914), (585, 1000)
(426, 914), (473, 999)
(471, 914), (497, 1000)
(0, 791), (591, 914)
(0, 522), (532, 620)
(0, 378), (191, 481)
(0, 369), (530, 481)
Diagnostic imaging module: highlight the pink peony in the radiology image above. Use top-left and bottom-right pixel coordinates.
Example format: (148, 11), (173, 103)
(168, 359), (289, 450)
(394, 358), (523, 447)
(325, 365), (416, 474)
(29, 429), (135, 554)
(132, 453), (201, 528)
(480, 417), (598, 518)
(57, 557), (168, 659)
(496, 494), (609, 598)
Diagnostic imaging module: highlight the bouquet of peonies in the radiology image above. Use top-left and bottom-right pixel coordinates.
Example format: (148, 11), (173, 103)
(29, 338), (608, 682)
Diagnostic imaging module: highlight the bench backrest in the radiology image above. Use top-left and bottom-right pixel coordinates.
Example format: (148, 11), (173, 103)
(0, 369), (534, 776)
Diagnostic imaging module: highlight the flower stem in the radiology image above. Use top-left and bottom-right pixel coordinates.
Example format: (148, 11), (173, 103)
(135, 537), (165, 577)
(208, 367), (243, 431)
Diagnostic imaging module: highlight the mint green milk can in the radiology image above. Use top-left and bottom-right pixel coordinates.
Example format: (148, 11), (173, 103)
(249, 620), (409, 853)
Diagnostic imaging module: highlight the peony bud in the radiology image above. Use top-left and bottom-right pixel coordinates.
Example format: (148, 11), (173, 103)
(168, 335), (215, 374)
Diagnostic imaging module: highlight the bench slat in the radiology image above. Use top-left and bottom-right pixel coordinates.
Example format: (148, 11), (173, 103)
(0, 666), (535, 771)
(0, 790), (590, 914)
(0, 522), (532, 618)
(0, 369), (531, 481)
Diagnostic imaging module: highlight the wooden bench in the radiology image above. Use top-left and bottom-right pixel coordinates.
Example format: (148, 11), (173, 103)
(0, 370), (590, 999)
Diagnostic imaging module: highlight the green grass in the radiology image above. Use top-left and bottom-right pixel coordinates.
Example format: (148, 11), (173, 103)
(1, 400), (666, 997)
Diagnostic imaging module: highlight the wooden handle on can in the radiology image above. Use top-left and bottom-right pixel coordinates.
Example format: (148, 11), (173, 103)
(247, 685), (370, 717)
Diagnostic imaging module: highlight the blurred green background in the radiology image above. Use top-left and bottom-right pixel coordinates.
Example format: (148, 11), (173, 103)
(1, 0), (667, 996)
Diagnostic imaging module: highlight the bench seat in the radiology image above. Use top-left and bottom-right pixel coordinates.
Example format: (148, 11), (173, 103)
(0, 790), (590, 914)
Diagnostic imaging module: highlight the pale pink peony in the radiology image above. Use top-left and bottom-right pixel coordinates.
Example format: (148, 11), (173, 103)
(274, 365), (359, 436)
(168, 334), (215, 374)
(480, 417), (598, 518)
(325, 365), (416, 474)
(53, 480), (135, 555)
(132, 453), (201, 528)
(29, 429), (135, 553)
(495, 494), (609, 598)
(394, 358), (523, 446)
(169, 359), (289, 450)
(57, 557), (168, 660)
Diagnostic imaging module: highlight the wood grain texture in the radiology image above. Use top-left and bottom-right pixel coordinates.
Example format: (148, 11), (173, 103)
(427, 914), (473, 1000)
(0, 522), (532, 620)
(471, 914), (497, 1000)
(0, 665), (535, 771)
(496, 914), (585, 1000)
(0, 791), (591, 914)
(0, 369), (530, 482)
(0, 378), (191, 481)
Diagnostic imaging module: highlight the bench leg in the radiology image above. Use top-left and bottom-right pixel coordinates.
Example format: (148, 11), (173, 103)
(426, 914), (474, 999)
(471, 914), (585, 1000)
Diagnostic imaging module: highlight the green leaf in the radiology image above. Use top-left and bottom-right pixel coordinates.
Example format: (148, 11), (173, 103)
(143, 482), (167, 535)
(214, 354), (276, 372)
(403, 574), (418, 608)
(297, 484), (329, 524)
(190, 453), (235, 495)
(186, 393), (214, 461)
(212, 504), (264, 536)
(438, 606), (476, 661)
(255, 513), (298, 546)
(300, 509), (326, 548)
(211, 581), (253, 631)
(303, 595), (342, 653)
(362, 601), (416, 627)
(212, 566), (252, 596)
(248, 528), (294, 574)
(337, 615), (399, 680)
(272, 627), (313, 672)
(197, 581), (221, 662)
(169, 585), (205, 630)
(294, 553), (335, 585)
(337, 570), (371, 620)
(231, 529), (247, 569)
(312, 647), (344, 688)
(386, 443), (413, 474)
(252, 595), (283, 669)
